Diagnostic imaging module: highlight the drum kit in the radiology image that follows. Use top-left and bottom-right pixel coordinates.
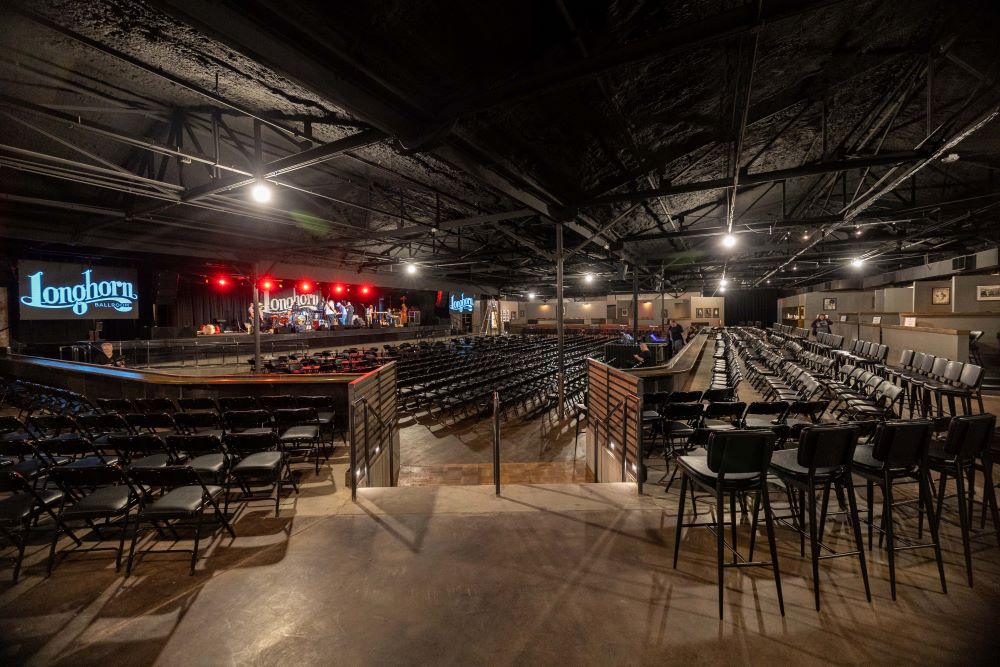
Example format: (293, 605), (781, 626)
(265, 305), (322, 332)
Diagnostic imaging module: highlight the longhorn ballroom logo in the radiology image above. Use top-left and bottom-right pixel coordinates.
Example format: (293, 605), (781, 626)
(20, 269), (138, 315)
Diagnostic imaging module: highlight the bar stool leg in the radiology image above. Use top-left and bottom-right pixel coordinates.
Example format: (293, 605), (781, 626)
(807, 485), (822, 611)
(672, 474), (688, 569)
(953, 464), (974, 587)
(883, 476), (897, 601)
(844, 477), (872, 602)
(761, 483), (785, 616)
(919, 467), (948, 594)
(715, 484), (726, 619)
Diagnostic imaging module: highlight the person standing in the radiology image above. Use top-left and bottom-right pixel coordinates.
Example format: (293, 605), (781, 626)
(811, 313), (831, 338)
(400, 303), (408, 326)
(346, 301), (356, 328)
(669, 319), (685, 355)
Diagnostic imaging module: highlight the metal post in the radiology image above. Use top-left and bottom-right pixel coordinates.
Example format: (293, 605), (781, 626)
(556, 221), (565, 419)
(631, 267), (639, 340)
(492, 390), (501, 495)
(349, 402), (358, 502)
(252, 264), (262, 375)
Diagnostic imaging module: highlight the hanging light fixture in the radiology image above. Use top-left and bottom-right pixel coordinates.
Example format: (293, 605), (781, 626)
(722, 233), (737, 248)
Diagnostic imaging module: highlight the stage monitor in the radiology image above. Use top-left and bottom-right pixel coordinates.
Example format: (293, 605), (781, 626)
(449, 292), (474, 313)
(18, 260), (139, 320)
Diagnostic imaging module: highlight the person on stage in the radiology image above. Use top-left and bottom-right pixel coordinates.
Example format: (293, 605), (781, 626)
(346, 301), (356, 328)
(337, 301), (348, 327)
(365, 303), (374, 327)
(324, 298), (337, 328)
(400, 303), (408, 327)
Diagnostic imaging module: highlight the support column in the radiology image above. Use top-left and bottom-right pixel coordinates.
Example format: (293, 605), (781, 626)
(252, 263), (262, 375)
(631, 266), (639, 340)
(556, 221), (565, 420)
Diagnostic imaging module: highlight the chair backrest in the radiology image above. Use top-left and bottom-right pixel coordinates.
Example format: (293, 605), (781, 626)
(178, 397), (219, 413)
(96, 398), (136, 414)
(224, 409), (272, 431)
(941, 360), (963, 383)
(667, 390), (703, 403)
(744, 401), (789, 417)
(662, 402), (704, 421)
(30, 414), (78, 435)
(873, 344), (888, 362)
(49, 462), (130, 490)
(898, 349), (914, 367)
(297, 395), (335, 410)
(108, 433), (166, 460)
(136, 397), (176, 413)
(127, 412), (177, 432)
(942, 414), (996, 461)
(929, 356), (949, 379)
(702, 388), (735, 403)
(958, 363), (983, 389)
(224, 431), (279, 456)
(707, 429), (777, 475)
(272, 407), (318, 428)
(260, 395), (298, 411)
(703, 401), (746, 420)
(165, 433), (224, 456)
(870, 419), (934, 468)
(174, 410), (221, 432)
(219, 396), (259, 411)
(128, 464), (203, 490)
(917, 354), (935, 374)
(859, 341), (872, 357)
(797, 424), (859, 470)
(909, 352), (926, 372)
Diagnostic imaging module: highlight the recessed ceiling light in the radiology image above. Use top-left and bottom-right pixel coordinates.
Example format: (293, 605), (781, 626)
(722, 234), (737, 248)
(851, 258), (864, 268)
(584, 273), (595, 284)
(406, 263), (417, 274)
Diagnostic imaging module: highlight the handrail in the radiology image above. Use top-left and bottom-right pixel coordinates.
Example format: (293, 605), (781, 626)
(492, 390), (500, 495)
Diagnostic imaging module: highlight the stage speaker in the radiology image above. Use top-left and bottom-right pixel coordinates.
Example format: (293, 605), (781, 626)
(155, 270), (179, 305)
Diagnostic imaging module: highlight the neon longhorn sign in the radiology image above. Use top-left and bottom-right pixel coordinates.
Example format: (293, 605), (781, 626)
(449, 293), (474, 313)
(20, 270), (138, 315)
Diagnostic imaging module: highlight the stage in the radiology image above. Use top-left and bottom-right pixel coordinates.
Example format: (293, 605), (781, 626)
(50, 324), (452, 368)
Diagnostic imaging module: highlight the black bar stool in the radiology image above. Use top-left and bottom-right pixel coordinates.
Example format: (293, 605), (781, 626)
(768, 423), (871, 610)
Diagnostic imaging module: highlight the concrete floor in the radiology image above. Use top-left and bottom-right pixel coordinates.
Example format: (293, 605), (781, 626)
(2, 477), (999, 665)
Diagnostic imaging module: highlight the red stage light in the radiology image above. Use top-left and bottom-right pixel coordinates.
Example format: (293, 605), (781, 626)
(299, 281), (313, 293)
(260, 279), (274, 291)
(215, 277), (229, 287)
(361, 286), (369, 295)
(334, 285), (344, 294)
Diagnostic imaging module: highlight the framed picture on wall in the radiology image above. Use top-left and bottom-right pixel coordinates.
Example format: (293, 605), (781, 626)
(976, 285), (1000, 301)
(712, 307), (720, 318)
(931, 287), (951, 305)
(696, 308), (704, 317)
(823, 297), (837, 310)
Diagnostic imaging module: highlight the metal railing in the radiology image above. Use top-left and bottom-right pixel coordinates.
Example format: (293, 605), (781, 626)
(349, 396), (397, 502)
(492, 390), (501, 495)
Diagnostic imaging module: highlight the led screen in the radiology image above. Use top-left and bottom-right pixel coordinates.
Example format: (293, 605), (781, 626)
(18, 260), (139, 320)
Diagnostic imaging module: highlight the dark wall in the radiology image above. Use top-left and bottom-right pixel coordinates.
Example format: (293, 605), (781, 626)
(724, 289), (787, 327)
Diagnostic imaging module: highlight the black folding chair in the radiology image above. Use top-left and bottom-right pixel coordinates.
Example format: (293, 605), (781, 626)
(47, 463), (140, 574)
(0, 469), (78, 583)
(125, 466), (235, 576)
(224, 432), (298, 516)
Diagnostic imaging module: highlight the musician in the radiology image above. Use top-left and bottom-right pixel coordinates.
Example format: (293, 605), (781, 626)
(337, 301), (348, 326)
(400, 303), (408, 326)
(346, 301), (356, 328)
(365, 303), (375, 327)
(324, 298), (338, 327)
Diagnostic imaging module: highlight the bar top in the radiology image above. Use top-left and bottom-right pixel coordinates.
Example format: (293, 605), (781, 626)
(627, 332), (709, 378)
(0, 354), (366, 385)
(880, 324), (970, 335)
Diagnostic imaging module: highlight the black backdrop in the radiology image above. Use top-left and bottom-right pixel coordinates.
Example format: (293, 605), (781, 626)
(723, 289), (785, 327)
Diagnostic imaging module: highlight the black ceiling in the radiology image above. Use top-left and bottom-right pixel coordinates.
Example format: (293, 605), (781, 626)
(1, 0), (999, 296)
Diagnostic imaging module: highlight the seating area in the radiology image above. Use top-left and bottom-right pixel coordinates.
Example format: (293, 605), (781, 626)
(250, 347), (384, 374)
(0, 379), (345, 582)
(654, 327), (999, 618)
(394, 334), (614, 421)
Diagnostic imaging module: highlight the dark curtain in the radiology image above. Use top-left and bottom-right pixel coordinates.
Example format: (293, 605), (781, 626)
(173, 282), (251, 330)
(724, 289), (784, 327)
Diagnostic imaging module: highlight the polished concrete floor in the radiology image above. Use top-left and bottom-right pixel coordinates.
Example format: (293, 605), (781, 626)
(2, 475), (999, 665)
